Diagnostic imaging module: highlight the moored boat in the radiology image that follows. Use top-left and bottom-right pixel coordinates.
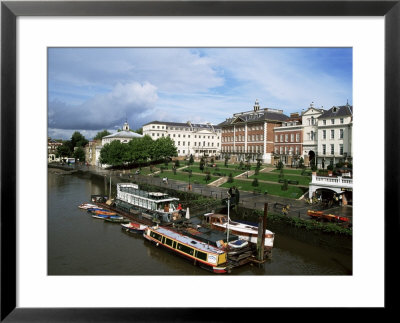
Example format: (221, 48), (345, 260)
(92, 213), (124, 221)
(203, 213), (274, 250)
(93, 210), (117, 216)
(143, 226), (230, 273)
(307, 210), (350, 222)
(121, 222), (148, 233)
(78, 203), (99, 209)
(104, 217), (130, 223)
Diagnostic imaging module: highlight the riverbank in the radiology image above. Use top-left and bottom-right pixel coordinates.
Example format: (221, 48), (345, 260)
(48, 163), (352, 254)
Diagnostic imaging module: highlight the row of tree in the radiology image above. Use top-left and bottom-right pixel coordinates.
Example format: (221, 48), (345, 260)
(99, 135), (177, 167)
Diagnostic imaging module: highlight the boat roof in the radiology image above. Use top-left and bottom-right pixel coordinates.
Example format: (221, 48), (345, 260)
(118, 186), (179, 202)
(153, 226), (225, 254)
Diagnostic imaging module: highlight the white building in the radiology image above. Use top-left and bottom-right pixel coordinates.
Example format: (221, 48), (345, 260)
(316, 104), (353, 168)
(300, 103), (325, 165)
(142, 121), (221, 158)
(95, 121), (143, 167)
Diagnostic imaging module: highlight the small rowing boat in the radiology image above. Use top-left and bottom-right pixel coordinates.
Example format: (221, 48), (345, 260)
(78, 203), (99, 209)
(121, 222), (148, 233)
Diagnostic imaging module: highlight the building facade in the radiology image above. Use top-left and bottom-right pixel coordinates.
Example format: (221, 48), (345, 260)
(300, 103), (325, 166)
(316, 104), (353, 168)
(48, 137), (63, 163)
(218, 100), (289, 163)
(142, 121), (221, 158)
(273, 113), (303, 166)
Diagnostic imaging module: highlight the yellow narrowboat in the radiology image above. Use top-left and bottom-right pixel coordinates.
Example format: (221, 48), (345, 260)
(143, 226), (229, 273)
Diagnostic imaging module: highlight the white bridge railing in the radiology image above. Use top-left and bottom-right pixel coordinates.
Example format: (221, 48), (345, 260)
(311, 173), (353, 188)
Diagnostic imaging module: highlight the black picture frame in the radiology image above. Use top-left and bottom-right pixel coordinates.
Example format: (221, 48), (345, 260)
(1, 0), (398, 321)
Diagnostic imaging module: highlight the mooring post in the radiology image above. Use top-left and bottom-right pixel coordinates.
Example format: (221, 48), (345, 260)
(257, 203), (268, 263)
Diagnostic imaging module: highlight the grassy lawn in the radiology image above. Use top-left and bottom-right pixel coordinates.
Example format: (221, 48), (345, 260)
(270, 168), (311, 176)
(220, 179), (307, 199)
(250, 172), (311, 186)
(159, 170), (218, 184)
(184, 166), (247, 177)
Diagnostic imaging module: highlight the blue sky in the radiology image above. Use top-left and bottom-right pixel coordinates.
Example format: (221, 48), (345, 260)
(48, 47), (352, 140)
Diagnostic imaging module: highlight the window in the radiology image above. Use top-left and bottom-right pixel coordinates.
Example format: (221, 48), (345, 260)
(285, 134), (288, 142)
(323, 130), (326, 139)
(280, 135), (283, 142)
(323, 120), (326, 125)
(296, 133), (300, 142)
(188, 135), (190, 138)
(331, 130), (335, 139)
(157, 133), (159, 136)
(178, 141), (180, 145)
(340, 129), (344, 139)
(173, 134), (176, 137)
(157, 126), (159, 129)
(290, 134), (294, 142)
(340, 118), (344, 124)
(331, 119), (335, 125)
(194, 142), (197, 146)
(178, 134), (181, 137)
(275, 135), (278, 142)
(183, 150), (185, 154)
(295, 146), (299, 155)
(152, 126), (155, 129)
(183, 141), (185, 146)
(183, 135), (185, 138)
(331, 144), (334, 155)
(340, 144), (344, 155)
(322, 144), (326, 155)
(152, 133), (155, 136)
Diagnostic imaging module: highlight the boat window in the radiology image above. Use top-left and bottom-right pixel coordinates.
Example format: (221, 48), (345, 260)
(177, 243), (194, 255)
(165, 238), (173, 247)
(150, 231), (163, 241)
(196, 250), (208, 261)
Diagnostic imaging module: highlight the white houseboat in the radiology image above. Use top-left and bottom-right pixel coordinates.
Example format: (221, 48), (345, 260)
(115, 183), (183, 223)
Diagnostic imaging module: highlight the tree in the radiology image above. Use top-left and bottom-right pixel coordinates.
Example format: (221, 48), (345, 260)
(99, 140), (129, 166)
(56, 144), (72, 158)
(73, 147), (85, 162)
(256, 159), (262, 169)
(204, 172), (211, 183)
(189, 154), (194, 165)
(199, 158), (205, 172)
(254, 167), (260, 176)
(277, 161), (284, 170)
(224, 155), (229, 167)
(70, 131), (88, 148)
(252, 178), (259, 187)
(227, 173), (234, 183)
(299, 157), (305, 169)
(152, 136), (177, 161)
(94, 130), (111, 140)
(281, 179), (288, 191)
(133, 128), (143, 135)
(174, 160), (180, 168)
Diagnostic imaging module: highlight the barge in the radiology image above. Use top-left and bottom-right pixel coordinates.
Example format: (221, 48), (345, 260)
(143, 225), (230, 273)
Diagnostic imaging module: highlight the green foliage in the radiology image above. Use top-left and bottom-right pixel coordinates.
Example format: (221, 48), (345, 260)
(276, 161), (284, 170)
(311, 159), (318, 171)
(199, 158), (205, 172)
(204, 173), (211, 183)
(281, 179), (288, 191)
(256, 159), (262, 169)
(99, 140), (130, 166)
(71, 131), (88, 148)
(299, 157), (304, 169)
(73, 147), (85, 162)
(279, 168), (284, 178)
(254, 168), (260, 176)
(133, 128), (143, 135)
(189, 154), (194, 165)
(252, 178), (259, 187)
(98, 135), (177, 167)
(152, 136), (178, 161)
(224, 155), (229, 167)
(239, 161), (244, 169)
(327, 164), (334, 171)
(56, 144), (72, 158)
(174, 159), (180, 168)
(93, 130), (111, 140)
(227, 173), (234, 183)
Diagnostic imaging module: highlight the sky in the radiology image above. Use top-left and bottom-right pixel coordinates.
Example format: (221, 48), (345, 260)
(48, 47), (352, 140)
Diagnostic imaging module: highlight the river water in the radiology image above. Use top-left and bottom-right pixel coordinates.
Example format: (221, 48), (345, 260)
(48, 170), (352, 275)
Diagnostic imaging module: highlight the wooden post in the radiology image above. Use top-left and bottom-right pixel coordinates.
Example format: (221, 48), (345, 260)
(257, 203), (268, 262)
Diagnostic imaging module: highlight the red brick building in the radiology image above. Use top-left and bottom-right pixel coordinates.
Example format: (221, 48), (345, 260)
(273, 113), (303, 166)
(218, 100), (289, 163)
